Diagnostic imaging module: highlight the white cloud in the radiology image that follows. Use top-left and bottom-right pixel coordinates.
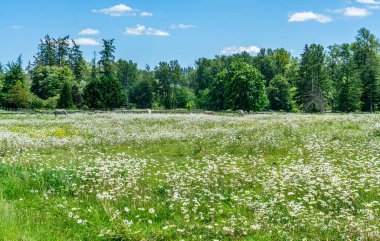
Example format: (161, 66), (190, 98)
(140, 12), (153, 17)
(124, 25), (170, 36)
(341, 7), (370, 17)
(92, 4), (136, 17)
(171, 24), (196, 29)
(288, 11), (332, 23)
(221, 45), (261, 55)
(78, 28), (101, 35)
(357, 0), (380, 4)
(74, 38), (100, 46)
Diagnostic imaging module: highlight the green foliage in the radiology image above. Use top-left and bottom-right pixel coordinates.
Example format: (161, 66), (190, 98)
(83, 75), (125, 109)
(154, 60), (187, 109)
(83, 77), (103, 109)
(31, 66), (74, 100)
(2, 56), (26, 94)
(29, 95), (44, 109)
(57, 81), (74, 108)
(129, 74), (154, 109)
(175, 87), (196, 109)
(2, 29), (380, 113)
(71, 84), (83, 108)
(117, 59), (138, 103)
(1, 114), (380, 240)
(196, 88), (211, 109)
(223, 61), (268, 111)
(99, 39), (116, 76)
(328, 44), (362, 112)
(43, 95), (59, 109)
(352, 28), (380, 112)
(99, 74), (125, 109)
(7, 81), (30, 108)
(0, 56), (30, 108)
(69, 40), (88, 82)
(267, 75), (292, 111)
(297, 44), (332, 113)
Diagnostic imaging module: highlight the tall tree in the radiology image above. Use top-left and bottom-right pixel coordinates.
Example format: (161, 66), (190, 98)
(83, 77), (103, 109)
(297, 44), (331, 112)
(96, 39), (125, 108)
(352, 28), (380, 112)
(56, 36), (70, 67)
(328, 44), (362, 112)
(34, 35), (57, 67)
(155, 62), (172, 108)
(99, 39), (116, 76)
(273, 48), (291, 76)
(31, 66), (74, 99)
(7, 80), (30, 109)
(3, 56), (26, 93)
(267, 75), (292, 111)
(255, 48), (276, 86)
(117, 59), (138, 105)
(129, 70), (154, 109)
(223, 60), (268, 111)
(1, 56), (29, 108)
(69, 40), (87, 82)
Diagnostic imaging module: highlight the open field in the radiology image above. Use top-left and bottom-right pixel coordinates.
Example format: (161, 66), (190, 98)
(0, 113), (379, 240)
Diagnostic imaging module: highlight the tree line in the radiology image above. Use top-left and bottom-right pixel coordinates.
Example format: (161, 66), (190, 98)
(0, 28), (379, 113)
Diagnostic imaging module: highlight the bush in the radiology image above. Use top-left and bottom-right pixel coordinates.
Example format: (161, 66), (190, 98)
(44, 95), (59, 109)
(29, 95), (44, 109)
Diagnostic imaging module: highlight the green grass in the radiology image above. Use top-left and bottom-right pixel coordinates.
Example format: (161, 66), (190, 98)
(0, 113), (379, 240)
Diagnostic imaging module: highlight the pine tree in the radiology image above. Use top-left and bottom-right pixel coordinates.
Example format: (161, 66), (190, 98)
(352, 28), (380, 112)
(99, 39), (116, 76)
(297, 44), (332, 112)
(328, 44), (362, 112)
(8, 80), (30, 108)
(69, 40), (87, 82)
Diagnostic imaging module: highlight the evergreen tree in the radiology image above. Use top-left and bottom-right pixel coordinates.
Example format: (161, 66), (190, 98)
(69, 40), (87, 82)
(255, 48), (276, 86)
(99, 39), (116, 76)
(83, 77), (103, 109)
(3, 56), (26, 93)
(297, 44), (331, 112)
(100, 74), (125, 109)
(57, 81), (74, 108)
(130, 72), (154, 109)
(56, 36), (70, 67)
(71, 84), (83, 108)
(328, 44), (362, 112)
(155, 62), (172, 108)
(1, 56), (30, 108)
(117, 59), (138, 105)
(34, 35), (57, 67)
(352, 28), (380, 112)
(7, 80), (30, 108)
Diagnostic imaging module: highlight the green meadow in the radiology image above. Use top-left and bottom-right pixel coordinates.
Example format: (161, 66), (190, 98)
(0, 113), (379, 240)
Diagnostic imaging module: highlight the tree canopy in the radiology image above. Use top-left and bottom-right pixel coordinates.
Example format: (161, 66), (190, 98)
(1, 28), (380, 112)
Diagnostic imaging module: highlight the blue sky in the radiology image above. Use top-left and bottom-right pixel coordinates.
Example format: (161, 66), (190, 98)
(1, 0), (380, 68)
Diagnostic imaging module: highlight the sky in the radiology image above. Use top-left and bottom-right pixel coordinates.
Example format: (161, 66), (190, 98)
(1, 0), (380, 68)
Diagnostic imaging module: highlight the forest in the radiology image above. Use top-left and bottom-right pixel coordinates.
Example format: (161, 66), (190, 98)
(0, 28), (379, 113)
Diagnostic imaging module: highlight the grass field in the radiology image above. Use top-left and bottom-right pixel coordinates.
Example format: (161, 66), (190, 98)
(0, 113), (379, 240)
